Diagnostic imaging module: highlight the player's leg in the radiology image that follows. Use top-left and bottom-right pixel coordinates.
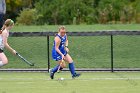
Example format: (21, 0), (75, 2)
(64, 54), (81, 78)
(50, 60), (65, 79)
(51, 60), (64, 73)
(0, 52), (8, 67)
(57, 60), (66, 73)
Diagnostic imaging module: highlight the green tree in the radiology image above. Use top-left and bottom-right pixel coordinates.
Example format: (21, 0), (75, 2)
(35, 0), (94, 25)
(6, 0), (36, 21)
(132, 0), (140, 23)
(8, 0), (140, 25)
(96, 0), (129, 24)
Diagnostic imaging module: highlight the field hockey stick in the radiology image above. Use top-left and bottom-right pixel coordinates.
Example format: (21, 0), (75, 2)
(57, 60), (64, 72)
(16, 52), (34, 66)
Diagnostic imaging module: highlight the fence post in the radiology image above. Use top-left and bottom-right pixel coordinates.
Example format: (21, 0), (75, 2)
(111, 35), (114, 72)
(47, 35), (50, 72)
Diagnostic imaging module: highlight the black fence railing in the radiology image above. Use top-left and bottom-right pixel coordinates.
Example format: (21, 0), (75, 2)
(10, 31), (140, 37)
(0, 31), (139, 72)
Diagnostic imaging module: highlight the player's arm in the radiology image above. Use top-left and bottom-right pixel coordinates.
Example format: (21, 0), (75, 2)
(55, 36), (64, 59)
(2, 32), (16, 55)
(65, 39), (68, 47)
(65, 35), (69, 52)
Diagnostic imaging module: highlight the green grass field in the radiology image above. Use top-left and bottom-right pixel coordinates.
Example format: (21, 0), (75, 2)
(11, 24), (140, 32)
(0, 72), (140, 93)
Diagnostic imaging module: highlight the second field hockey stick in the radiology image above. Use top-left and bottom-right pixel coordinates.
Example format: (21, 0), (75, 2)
(16, 52), (34, 66)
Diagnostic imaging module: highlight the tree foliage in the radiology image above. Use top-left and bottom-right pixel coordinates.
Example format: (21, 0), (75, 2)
(35, 0), (94, 25)
(6, 0), (35, 21)
(16, 9), (38, 25)
(6, 0), (140, 25)
(34, 0), (140, 24)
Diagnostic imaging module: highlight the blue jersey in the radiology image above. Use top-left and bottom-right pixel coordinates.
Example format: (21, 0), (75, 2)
(52, 34), (67, 61)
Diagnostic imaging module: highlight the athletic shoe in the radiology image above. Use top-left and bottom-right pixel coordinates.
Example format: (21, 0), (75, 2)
(49, 69), (54, 79)
(72, 73), (81, 79)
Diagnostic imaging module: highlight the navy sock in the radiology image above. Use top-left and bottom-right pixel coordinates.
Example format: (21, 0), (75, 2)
(52, 65), (59, 73)
(69, 62), (75, 76)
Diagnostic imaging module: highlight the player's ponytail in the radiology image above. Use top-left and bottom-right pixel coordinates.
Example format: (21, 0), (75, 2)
(1, 25), (6, 31)
(0, 30), (2, 34)
(0, 25), (5, 34)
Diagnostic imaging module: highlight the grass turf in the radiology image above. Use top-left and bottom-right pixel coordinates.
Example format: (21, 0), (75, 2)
(11, 24), (140, 32)
(0, 72), (140, 93)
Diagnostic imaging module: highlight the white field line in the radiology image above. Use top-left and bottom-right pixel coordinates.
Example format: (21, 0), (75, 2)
(0, 77), (140, 81)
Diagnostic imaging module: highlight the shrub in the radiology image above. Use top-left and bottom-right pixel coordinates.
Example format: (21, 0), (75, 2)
(16, 8), (38, 25)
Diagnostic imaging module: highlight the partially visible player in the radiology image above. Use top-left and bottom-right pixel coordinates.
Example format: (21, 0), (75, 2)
(0, 0), (6, 29)
(0, 19), (17, 67)
(50, 26), (81, 79)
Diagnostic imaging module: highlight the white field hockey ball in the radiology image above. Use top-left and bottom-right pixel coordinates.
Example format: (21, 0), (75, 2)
(60, 77), (64, 80)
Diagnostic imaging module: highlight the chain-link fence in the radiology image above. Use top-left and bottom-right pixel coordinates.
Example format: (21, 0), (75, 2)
(0, 31), (140, 72)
